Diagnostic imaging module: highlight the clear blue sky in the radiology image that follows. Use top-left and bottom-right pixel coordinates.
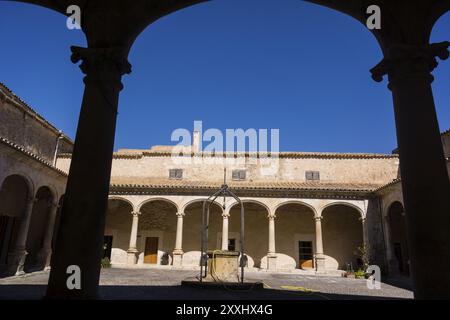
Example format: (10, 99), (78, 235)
(1, 0), (449, 153)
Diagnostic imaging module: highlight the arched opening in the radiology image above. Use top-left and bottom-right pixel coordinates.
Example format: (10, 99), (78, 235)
(387, 201), (409, 276)
(104, 199), (133, 265)
(183, 200), (223, 266)
(138, 200), (178, 265)
(24, 186), (54, 272)
(274, 202), (315, 270)
(322, 204), (364, 271)
(229, 201), (269, 268)
(0, 174), (30, 269)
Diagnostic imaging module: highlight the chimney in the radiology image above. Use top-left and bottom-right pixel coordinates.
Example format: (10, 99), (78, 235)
(192, 130), (201, 153)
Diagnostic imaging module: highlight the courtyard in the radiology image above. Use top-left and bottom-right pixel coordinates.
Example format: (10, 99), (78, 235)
(0, 268), (413, 300)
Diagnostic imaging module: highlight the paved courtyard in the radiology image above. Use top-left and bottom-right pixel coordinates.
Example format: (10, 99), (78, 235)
(0, 268), (413, 300)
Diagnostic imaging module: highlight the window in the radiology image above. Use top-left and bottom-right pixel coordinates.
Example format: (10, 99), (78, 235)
(305, 171), (320, 181)
(169, 169), (183, 179)
(232, 169), (246, 181)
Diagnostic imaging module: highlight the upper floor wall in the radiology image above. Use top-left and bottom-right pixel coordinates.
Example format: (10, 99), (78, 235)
(0, 83), (73, 163)
(57, 151), (400, 186)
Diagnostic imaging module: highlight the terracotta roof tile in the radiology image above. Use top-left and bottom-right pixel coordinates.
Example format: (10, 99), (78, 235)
(109, 177), (381, 192)
(0, 136), (67, 176)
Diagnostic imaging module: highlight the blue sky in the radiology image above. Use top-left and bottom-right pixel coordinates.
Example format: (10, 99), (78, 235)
(0, 0), (449, 153)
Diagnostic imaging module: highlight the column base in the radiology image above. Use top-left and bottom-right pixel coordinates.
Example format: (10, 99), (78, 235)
(37, 248), (52, 270)
(267, 253), (277, 271)
(172, 250), (183, 267)
(7, 249), (28, 276)
(127, 248), (138, 265)
(315, 254), (326, 273)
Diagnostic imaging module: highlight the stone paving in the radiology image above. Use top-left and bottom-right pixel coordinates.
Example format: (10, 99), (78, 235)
(0, 268), (413, 300)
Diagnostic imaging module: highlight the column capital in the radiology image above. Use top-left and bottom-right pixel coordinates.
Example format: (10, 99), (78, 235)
(359, 216), (366, 223)
(371, 41), (450, 85)
(314, 216), (323, 222)
(268, 214), (276, 220)
(222, 212), (230, 218)
(176, 212), (185, 217)
(131, 211), (141, 217)
(70, 46), (132, 90)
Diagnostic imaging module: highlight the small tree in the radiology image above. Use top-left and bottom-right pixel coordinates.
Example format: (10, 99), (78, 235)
(354, 244), (371, 272)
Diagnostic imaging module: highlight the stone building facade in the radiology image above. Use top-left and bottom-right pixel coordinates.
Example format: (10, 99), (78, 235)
(1, 82), (449, 277)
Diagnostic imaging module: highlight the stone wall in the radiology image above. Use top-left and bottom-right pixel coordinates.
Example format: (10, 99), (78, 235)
(57, 153), (400, 186)
(442, 130), (450, 158)
(0, 84), (73, 163)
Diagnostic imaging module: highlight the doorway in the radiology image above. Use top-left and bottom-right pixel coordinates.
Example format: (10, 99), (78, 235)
(144, 237), (158, 264)
(299, 241), (314, 269)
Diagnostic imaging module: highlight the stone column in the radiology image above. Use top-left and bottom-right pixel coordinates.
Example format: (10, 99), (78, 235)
(45, 46), (132, 299)
(267, 214), (276, 271)
(360, 216), (369, 248)
(314, 216), (326, 273)
(221, 213), (229, 251)
(127, 211), (140, 265)
(37, 201), (59, 270)
(7, 196), (35, 275)
(371, 42), (450, 298)
(172, 212), (184, 267)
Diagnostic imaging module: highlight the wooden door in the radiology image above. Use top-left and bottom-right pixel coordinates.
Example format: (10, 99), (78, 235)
(144, 237), (158, 264)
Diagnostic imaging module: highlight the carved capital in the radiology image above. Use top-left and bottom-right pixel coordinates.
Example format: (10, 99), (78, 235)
(268, 214), (276, 220)
(371, 41), (450, 84)
(176, 212), (185, 217)
(314, 216), (323, 222)
(70, 46), (132, 89)
(131, 211), (141, 217)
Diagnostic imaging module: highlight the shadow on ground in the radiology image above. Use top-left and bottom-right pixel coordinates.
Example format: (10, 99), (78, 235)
(0, 284), (409, 300)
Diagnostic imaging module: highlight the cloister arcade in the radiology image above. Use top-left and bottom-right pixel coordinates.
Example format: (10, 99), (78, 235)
(101, 194), (369, 273)
(0, 172), (64, 276)
(3, 0), (449, 300)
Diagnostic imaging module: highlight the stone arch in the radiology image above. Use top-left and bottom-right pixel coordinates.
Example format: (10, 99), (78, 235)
(386, 201), (409, 276)
(227, 199), (271, 216)
(274, 200), (318, 217)
(24, 185), (55, 272)
(271, 202), (316, 270)
(321, 203), (364, 271)
(182, 199), (223, 267)
(181, 198), (224, 214)
(229, 201), (270, 268)
(138, 199), (178, 266)
(104, 198), (134, 265)
(137, 197), (179, 213)
(108, 196), (135, 211)
(35, 183), (58, 204)
(320, 201), (365, 219)
(0, 174), (32, 267)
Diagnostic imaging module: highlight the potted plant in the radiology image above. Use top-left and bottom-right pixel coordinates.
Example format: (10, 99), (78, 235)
(101, 257), (111, 268)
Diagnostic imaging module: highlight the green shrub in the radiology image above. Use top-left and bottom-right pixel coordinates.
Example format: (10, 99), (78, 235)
(101, 257), (111, 268)
(355, 269), (365, 278)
